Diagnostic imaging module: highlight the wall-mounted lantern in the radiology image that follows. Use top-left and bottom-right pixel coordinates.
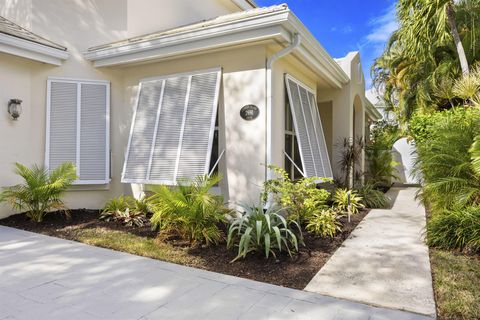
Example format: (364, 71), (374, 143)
(8, 99), (22, 120)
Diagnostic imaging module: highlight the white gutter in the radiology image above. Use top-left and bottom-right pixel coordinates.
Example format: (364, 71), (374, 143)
(265, 33), (301, 186)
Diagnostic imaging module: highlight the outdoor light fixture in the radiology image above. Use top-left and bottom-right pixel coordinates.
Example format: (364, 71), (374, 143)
(8, 99), (22, 120)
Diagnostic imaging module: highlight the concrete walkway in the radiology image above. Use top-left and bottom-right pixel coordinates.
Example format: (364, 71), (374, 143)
(0, 226), (431, 320)
(305, 187), (436, 318)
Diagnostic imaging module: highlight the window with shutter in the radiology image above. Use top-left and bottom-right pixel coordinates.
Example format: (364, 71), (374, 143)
(285, 75), (332, 179)
(122, 68), (221, 185)
(46, 78), (110, 185)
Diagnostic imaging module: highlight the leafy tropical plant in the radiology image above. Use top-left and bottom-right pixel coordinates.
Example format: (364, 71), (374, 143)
(305, 208), (342, 238)
(336, 137), (364, 188)
(333, 188), (364, 215)
(427, 206), (480, 253)
(149, 174), (228, 246)
(355, 183), (390, 209)
(100, 195), (149, 227)
(263, 165), (330, 224)
(0, 162), (77, 222)
(227, 204), (302, 261)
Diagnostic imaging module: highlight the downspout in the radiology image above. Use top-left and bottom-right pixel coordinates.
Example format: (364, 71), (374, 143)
(265, 33), (301, 187)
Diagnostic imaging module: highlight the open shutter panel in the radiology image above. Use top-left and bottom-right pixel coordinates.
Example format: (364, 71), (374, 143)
(80, 83), (109, 182)
(122, 69), (221, 185)
(285, 75), (333, 179)
(48, 82), (78, 171)
(47, 79), (110, 184)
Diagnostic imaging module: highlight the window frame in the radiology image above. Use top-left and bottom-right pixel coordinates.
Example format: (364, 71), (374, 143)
(121, 67), (222, 185)
(45, 77), (110, 185)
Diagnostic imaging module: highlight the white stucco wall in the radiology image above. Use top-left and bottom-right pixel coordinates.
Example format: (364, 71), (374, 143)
(392, 138), (420, 185)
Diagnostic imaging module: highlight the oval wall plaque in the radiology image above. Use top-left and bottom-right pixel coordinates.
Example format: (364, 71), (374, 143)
(240, 104), (259, 121)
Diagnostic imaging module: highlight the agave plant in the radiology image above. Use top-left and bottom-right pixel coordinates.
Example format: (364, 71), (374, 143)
(149, 174), (227, 246)
(0, 162), (77, 222)
(227, 204), (302, 261)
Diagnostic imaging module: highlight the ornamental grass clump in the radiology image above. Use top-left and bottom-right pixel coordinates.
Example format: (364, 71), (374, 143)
(227, 205), (302, 261)
(0, 162), (77, 222)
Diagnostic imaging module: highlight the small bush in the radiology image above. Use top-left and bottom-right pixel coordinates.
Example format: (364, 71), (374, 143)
(149, 175), (228, 246)
(355, 183), (390, 209)
(263, 165), (330, 224)
(427, 206), (480, 253)
(305, 208), (342, 238)
(100, 195), (149, 227)
(227, 205), (302, 261)
(0, 162), (77, 222)
(333, 188), (364, 215)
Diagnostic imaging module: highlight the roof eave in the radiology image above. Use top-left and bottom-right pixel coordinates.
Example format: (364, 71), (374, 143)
(0, 33), (68, 65)
(365, 99), (382, 120)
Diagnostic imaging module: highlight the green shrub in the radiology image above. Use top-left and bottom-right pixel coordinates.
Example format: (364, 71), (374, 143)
(427, 206), (480, 253)
(0, 162), (77, 222)
(333, 188), (364, 215)
(305, 208), (342, 238)
(227, 204), (302, 261)
(355, 183), (390, 209)
(263, 165), (330, 224)
(411, 108), (480, 210)
(100, 195), (149, 227)
(149, 175), (227, 246)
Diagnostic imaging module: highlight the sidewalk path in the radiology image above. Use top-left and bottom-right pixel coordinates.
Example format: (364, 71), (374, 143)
(305, 187), (436, 318)
(0, 224), (432, 320)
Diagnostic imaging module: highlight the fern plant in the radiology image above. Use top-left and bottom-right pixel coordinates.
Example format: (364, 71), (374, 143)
(0, 162), (77, 222)
(305, 208), (342, 238)
(333, 188), (364, 215)
(227, 204), (302, 261)
(149, 174), (227, 246)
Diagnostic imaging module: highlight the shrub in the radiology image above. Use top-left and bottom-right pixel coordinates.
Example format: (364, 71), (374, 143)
(305, 208), (342, 238)
(333, 188), (364, 215)
(227, 204), (302, 261)
(355, 183), (390, 209)
(100, 195), (149, 227)
(336, 137), (364, 188)
(427, 206), (480, 253)
(149, 175), (227, 246)
(263, 165), (330, 224)
(0, 162), (77, 222)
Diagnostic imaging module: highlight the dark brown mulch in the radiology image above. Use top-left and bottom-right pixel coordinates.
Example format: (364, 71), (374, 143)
(0, 209), (369, 290)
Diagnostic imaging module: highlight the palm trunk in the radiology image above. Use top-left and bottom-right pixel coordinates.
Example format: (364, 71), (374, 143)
(446, 2), (470, 75)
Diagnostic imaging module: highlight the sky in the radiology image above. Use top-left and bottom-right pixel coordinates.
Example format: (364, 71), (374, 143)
(255, 0), (398, 88)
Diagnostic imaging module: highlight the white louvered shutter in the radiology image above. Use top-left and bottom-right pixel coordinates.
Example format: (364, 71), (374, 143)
(46, 79), (110, 184)
(285, 75), (333, 178)
(122, 69), (221, 185)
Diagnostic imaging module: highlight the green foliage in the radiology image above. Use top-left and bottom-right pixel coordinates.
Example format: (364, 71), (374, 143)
(0, 162), (77, 222)
(305, 208), (342, 238)
(412, 108), (480, 210)
(333, 188), (364, 215)
(227, 205), (302, 261)
(100, 195), (149, 227)
(336, 137), (364, 188)
(149, 175), (227, 246)
(263, 165), (330, 224)
(469, 134), (480, 177)
(427, 206), (480, 253)
(355, 183), (390, 209)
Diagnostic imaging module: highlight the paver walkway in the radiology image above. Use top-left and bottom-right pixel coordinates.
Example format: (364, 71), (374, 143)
(0, 225), (432, 319)
(305, 187), (436, 318)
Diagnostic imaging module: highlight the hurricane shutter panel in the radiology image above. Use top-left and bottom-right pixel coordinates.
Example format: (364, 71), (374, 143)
(149, 76), (189, 182)
(286, 78), (316, 177)
(308, 91), (333, 178)
(177, 72), (219, 181)
(48, 81), (78, 172)
(79, 83), (107, 181)
(299, 85), (322, 177)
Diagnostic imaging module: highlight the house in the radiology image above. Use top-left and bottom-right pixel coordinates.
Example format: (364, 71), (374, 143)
(0, 0), (379, 218)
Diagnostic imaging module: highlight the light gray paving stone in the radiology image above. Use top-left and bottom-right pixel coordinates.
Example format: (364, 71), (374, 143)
(0, 225), (433, 319)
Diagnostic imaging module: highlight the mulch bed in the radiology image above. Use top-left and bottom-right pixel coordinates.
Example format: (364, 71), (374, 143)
(0, 209), (369, 289)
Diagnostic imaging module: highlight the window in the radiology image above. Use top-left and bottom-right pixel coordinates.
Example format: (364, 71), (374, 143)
(122, 68), (221, 185)
(285, 98), (304, 180)
(46, 78), (110, 185)
(285, 74), (332, 179)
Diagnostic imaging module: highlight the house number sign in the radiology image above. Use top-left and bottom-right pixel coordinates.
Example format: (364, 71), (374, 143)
(240, 104), (259, 121)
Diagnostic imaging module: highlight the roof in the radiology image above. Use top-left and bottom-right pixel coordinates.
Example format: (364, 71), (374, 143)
(88, 5), (287, 52)
(0, 16), (66, 51)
